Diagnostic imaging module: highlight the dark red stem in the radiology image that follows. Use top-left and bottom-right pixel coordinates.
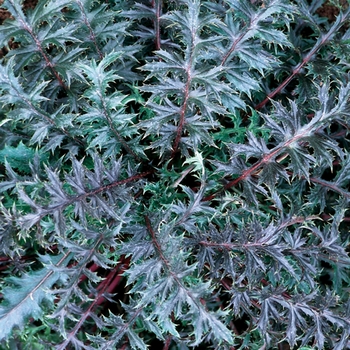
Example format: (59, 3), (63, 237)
(154, 0), (162, 51)
(255, 15), (349, 110)
(163, 336), (172, 350)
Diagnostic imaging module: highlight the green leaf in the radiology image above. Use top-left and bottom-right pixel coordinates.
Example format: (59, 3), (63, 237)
(0, 253), (71, 340)
(0, 142), (47, 173)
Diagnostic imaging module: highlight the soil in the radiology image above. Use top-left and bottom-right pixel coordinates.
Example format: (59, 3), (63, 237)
(316, 0), (349, 21)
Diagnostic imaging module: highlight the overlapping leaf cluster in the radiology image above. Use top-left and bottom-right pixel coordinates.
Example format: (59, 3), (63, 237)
(0, 0), (350, 349)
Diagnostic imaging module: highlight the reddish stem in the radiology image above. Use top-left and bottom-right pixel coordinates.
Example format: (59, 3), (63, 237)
(39, 170), (153, 220)
(57, 257), (130, 350)
(203, 138), (295, 202)
(255, 15), (349, 110)
(171, 63), (192, 157)
(18, 18), (67, 89)
(163, 336), (172, 350)
(76, 0), (104, 59)
(154, 0), (162, 51)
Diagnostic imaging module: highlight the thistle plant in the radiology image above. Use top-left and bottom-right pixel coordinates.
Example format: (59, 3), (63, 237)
(0, 0), (350, 349)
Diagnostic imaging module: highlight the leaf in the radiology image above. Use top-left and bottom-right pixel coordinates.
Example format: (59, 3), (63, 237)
(0, 142), (47, 174)
(183, 151), (205, 175)
(0, 253), (71, 340)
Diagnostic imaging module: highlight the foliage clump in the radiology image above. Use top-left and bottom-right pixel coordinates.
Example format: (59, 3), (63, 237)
(0, 0), (350, 349)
